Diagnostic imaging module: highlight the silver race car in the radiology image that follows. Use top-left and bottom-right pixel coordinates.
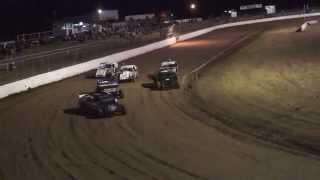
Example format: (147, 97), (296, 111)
(119, 65), (138, 82)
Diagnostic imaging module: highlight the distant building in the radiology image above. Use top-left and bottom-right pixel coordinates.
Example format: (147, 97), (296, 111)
(53, 10), (119, 38)
(239, 4), (265, 15)
(125, 14), (155, 21)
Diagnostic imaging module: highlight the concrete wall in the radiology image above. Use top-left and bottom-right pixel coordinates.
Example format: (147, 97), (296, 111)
(0, 37), (176, 99)
(178, 13), (320, 41)
(1, 12), (320, 99)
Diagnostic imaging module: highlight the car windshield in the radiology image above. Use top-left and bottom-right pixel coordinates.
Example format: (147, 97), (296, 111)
(104, 84), (119, 89)
(162, 64), (177, 68)
(97, 74), (115, 81)
(104, 64), (113, 68)
(92, 93), (114, 102)
(121, 67), (133, 71)
(159, 72), (176, 80)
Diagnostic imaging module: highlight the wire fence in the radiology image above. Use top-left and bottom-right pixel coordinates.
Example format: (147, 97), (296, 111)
(0, 33), (162, 85)
(0, 8), (319, 86)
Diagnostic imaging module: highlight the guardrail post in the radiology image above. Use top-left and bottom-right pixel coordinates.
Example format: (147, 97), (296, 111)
(6, 62), (16, 72)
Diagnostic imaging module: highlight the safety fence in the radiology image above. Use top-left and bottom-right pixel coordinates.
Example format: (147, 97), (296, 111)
(1, 9), (320, 86)
(0, 33), (162, 85)
(0, 12), (320, 99)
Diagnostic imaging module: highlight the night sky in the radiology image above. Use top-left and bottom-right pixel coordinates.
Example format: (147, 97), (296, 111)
(0, 0), (318, 41)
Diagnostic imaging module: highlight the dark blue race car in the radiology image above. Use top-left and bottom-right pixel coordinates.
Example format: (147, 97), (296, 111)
(78, 92), (126, 117)
(96, 78), (124, 98)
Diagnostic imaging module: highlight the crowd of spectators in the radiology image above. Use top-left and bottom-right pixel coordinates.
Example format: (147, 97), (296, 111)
(0, 18), (166, 59)
(1, 8), (318, 60)
(60, 18), (163, 42)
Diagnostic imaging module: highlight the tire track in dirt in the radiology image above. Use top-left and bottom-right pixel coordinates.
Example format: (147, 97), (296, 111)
(68, 119), (125, 179)
(2, 20), (317, 180)
(190, 20), (320, 161)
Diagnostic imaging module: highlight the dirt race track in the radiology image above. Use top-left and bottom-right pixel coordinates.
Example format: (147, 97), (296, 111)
(1, 18), (320, 180)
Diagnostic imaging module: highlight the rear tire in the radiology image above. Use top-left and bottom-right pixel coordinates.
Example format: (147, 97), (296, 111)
(160, 82), (164, 90)
(119, 90), (124, 99)
(104, 106), (112, 117)
(154, 81), (159, 89)
(119, 105), (126, 115)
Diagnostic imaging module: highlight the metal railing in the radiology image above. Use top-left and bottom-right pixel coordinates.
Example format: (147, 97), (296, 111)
(0, 8), (319, 86)
(0, 32), (163, 85)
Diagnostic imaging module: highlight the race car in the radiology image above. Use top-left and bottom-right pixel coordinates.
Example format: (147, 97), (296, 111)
(119, 65), (138, 82)
(78, 92), (126, 117)
(95, 62), (119, 78)
(149, 69), (179, 90)
(96, 79), (124, 98)
(160, 60), (178, 73)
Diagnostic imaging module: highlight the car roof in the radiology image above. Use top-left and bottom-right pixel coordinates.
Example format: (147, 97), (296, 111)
(100, 62), (118, 65)
(159, 69), (176, 74)
(97, 79), (119, 85)
(89, 92), (115, 99)
(161, 61), (177, 66)
(99, 62), (118, 67)
(121, 65), (136, 68)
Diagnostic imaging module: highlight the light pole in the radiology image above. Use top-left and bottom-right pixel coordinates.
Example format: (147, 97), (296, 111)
(97, 9), (103, 22)
(97, 9), (103, 15)
(190, 3), (196, 10)
(190, 3), (197, 20)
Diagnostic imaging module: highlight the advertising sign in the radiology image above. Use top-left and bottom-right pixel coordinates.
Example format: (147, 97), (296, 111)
(240, 4), (263, 10)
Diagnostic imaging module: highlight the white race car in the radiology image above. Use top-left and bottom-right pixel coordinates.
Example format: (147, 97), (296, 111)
(96, 79), (124, 98)
(96, 62), (119, 78)
(160, 60), (178, 73)
(119, 65), (138, 82)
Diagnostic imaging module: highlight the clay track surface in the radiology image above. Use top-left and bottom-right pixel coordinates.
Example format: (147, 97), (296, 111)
(193, 20), (320, 158)
(0, 19), (320, 180)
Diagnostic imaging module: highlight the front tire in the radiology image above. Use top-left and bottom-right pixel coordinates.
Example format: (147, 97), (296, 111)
(160, 82), (164, 90)
(119, 90), (124, 99)
(119, 105), (126, 115)
(175, 83), (180, 89)
(103, 106), (112, 117)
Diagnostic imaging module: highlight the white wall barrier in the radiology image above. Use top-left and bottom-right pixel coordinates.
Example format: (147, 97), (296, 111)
(179, 13), (320, 41)
(1, 12), (320, 99)
(0, 37), (176, 99)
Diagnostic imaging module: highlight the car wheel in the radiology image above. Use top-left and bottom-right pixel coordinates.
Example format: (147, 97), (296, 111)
(104, 106), (112, 117)
(154, 81), (158, 89)
(79, 107), (87, 116)
(119, 90), (124, 99)
(119, 105), (126, 115)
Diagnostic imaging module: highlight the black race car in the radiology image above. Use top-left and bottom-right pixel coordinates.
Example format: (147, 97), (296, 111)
(78, 92), (126, 117)
(149, 70), (179, 89)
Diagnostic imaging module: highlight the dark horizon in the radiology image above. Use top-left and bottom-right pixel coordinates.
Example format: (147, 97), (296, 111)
(0, 0), (319, 41)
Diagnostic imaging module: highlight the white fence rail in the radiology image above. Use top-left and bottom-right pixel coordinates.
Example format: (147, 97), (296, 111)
(0, 38), (176, 99)
(1, 13), (320, 99)
(179, 13), (320, 41)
